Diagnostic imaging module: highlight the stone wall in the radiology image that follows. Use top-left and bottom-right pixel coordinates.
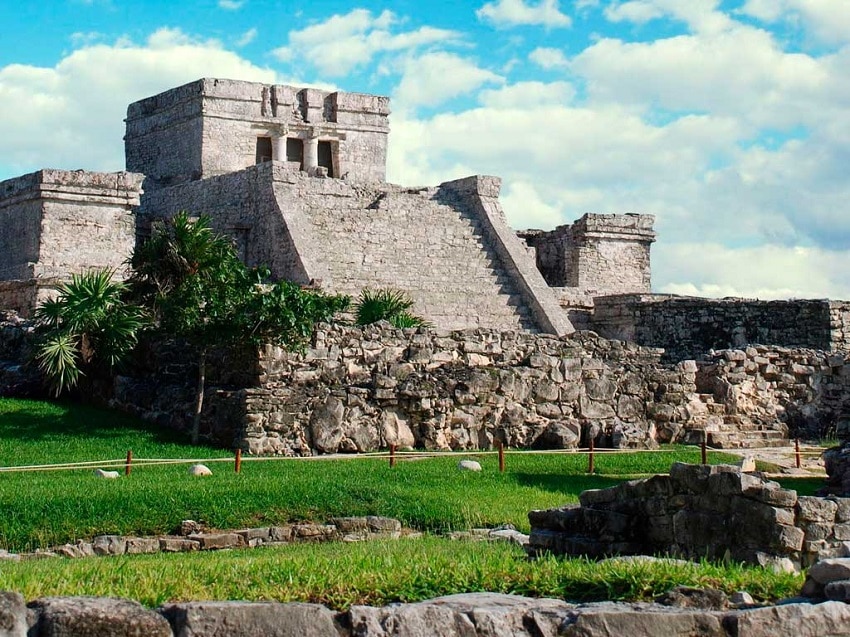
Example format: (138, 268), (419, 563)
(140, 164), (571, 335)
(5, 591), (850, 637)
(592, 295), (850, 361)
(0, 169), (143, 316)
(529, 462), (850, 570)
(519, 213), (655, 292)
(126, 78), (390, 188)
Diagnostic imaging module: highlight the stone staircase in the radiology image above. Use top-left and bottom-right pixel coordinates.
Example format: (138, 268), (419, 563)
(302, 185), (538, 332)
(683, 393), (789, 449)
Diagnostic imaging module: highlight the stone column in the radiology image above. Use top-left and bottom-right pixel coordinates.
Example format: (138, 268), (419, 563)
(272, 136), (286, 162)
(303, 135), (319, 175)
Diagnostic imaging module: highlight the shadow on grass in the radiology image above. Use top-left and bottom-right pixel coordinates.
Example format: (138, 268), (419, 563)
(0, 398), (190, 445)
(510, 472), (625, 496)
(774, 476), (826, 497)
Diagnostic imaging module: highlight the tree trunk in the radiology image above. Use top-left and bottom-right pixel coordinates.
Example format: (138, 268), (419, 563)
(191, 348), (207, 445)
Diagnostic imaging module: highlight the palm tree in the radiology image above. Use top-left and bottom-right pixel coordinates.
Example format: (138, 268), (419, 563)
(128, 212), (349, 444)
(33, 270), (147, 396)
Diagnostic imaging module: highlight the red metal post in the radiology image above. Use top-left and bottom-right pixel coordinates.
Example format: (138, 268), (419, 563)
(588, 438), (595, 474)
(795, 438), (801, 469)
(125, 450), (132, 476)
(235, 448), (242, 474)
(498, 442), (505, 473)
(701, 438), (708, 466)
(390, 444), (397, 468)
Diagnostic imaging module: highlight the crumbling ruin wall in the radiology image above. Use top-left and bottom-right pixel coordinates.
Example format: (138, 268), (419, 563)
(592, 295), (850, 361)
(0, 169), (143, 316)
(519, 214), (655, 293)
(529, 462), (850, 570)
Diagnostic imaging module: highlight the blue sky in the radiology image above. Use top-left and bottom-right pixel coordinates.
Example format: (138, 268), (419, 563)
(2, 0), (849, 299)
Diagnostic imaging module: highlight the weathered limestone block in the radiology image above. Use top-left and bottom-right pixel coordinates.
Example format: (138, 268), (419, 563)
(349, 592), (572, 637)
(189, 533), (245, 550)
(29, 597), (172, 637)
(159, 601), (339, 637)
(91, 535), (127, 556)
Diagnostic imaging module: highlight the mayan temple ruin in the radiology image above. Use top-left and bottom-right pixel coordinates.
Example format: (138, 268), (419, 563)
(0, 77), (662, 337)
(2, 77), (850, 455)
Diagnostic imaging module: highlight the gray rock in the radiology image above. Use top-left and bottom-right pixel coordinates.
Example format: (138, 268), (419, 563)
(29, 596), (172, 637)
(823, 579), (850, 602)
(808, 558), (850, 584)
(458, 460), (482, 472)
(0, 592), (26, 637)
(560, 602), (726, 637)
(91, 535), (127, 556)
(656, 586), (729, 610)
(349, 592), (572, 637)
(729, 601), (850, 637)
(729, 591), (755, 606)
(160, 601), (339, 637)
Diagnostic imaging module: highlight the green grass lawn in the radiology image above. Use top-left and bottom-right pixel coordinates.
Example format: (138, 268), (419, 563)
(0, 398), (738, 551)
(0, 537), (803, 608)
(0, 397), (807, 608)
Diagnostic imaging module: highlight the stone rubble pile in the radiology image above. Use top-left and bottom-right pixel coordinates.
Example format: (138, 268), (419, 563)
(529, 463), (850, 569)
(4, 591), (850, 637)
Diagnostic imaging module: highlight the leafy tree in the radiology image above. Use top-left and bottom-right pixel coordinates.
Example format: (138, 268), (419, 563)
(355, 288), (429, 329)
(33, 270), (147, 397)
(128, 212), (349, 443)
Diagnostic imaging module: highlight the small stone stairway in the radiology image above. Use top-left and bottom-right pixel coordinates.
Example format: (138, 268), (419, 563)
(684, 393), (789, 449)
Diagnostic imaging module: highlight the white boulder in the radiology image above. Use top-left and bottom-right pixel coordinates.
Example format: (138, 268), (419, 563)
(458, 460), (482, 472)
(188, 464), (213, 476)
(94, 469), (120, 479)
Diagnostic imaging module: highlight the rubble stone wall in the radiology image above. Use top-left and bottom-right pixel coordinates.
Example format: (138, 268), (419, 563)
(592, 295), (850, 361)
(529, 462), (850, 570)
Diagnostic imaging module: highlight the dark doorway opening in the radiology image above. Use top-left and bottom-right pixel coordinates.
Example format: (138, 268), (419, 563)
(318, 141), (335, 178)
(286, 138), (304, 169)
(255, 137), (272, 164)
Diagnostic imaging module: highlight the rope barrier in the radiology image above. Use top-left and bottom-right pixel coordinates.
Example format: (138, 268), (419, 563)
(0, 442), (829, 474)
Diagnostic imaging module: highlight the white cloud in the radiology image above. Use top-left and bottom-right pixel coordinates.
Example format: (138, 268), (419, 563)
(236, 27), (257, 47)
(741, 0), (850, 47)
(271, 9), (458, 77)
(529, 46), (570, 69)
(0, 29), (281, 178)
(478, 80), (575, 107)
(477, 0), (572, 28)
(218, 0), (245, 10)
(656, 243), (850, 299)
(571, 25), (836, 131)
(603, 0), (733, 34)
(394, 52), (503, 109)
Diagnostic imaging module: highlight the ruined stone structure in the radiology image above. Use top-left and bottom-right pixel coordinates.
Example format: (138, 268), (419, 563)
(529, 462), (850, 571)
(0, 78), (652, 335)
(2, 77), (850, 454)
(0, 170), (143, 315)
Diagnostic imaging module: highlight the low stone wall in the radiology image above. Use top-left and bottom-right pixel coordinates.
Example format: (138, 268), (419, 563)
(529, 463), (850, 570)
(592, 295), (850, 362)
(1, 517), (403, 561)
(178, 324), (698, 455)
(3, 591), (850, 637)
(4, 315), (850, 453)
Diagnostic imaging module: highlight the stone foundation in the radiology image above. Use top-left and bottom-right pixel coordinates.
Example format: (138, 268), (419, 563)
(529, 462), (850, 570)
